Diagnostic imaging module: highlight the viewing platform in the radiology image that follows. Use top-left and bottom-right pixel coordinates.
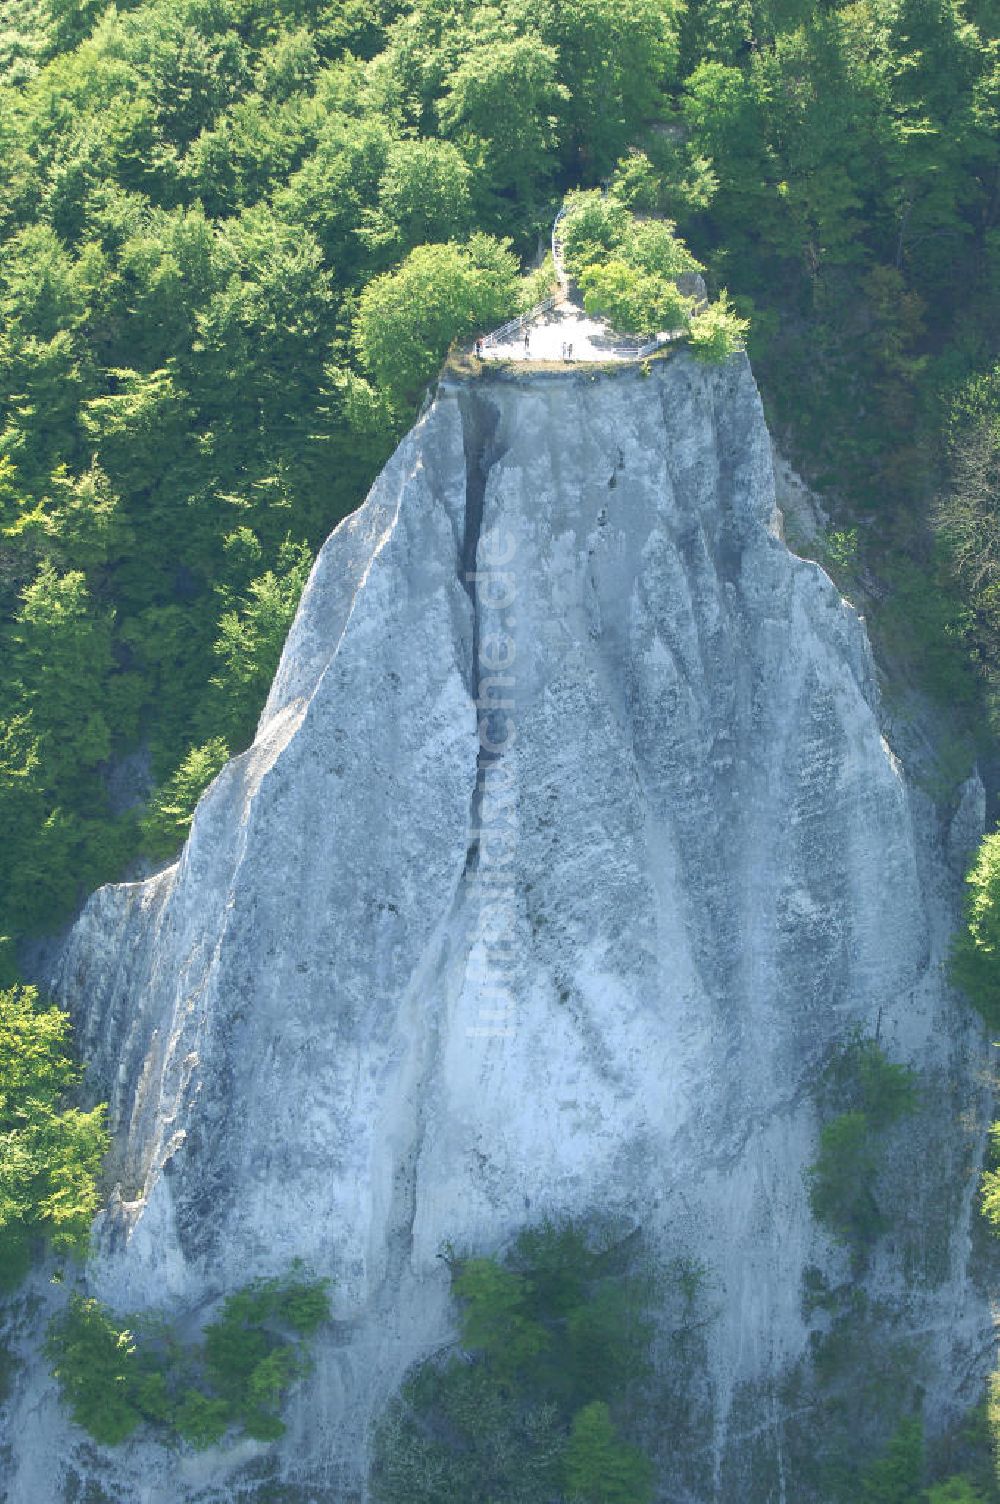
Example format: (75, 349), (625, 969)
(479, 301), (670, 364)
(475, 206), (690, 365)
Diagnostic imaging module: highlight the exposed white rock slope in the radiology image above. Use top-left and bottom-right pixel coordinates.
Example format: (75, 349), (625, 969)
(3, 354), (991, 1502)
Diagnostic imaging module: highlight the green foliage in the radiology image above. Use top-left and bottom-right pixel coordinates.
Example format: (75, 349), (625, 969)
(687, 290), (748, 363)
(0, 984), (108, 1286)
(139, 737), (229, 861)
(821, 1032), (920, 1129)
(354, 235), (520, 411)
(361, 138), (473, 255)
(808, 1111), (885, 1248)
(825, 528), (860, 574)
(980, 1122), (1000, 1232)
(560, 192), (738, 353)
(452, 1258), (549, 1379)
(173, 1389), (232, 1450)
(951, 829), (1000, 1027)
(580, 260), (692, 337)
(560, 193), (634, 281)
(926, 1479), (988, 1504)
(563, 1400), (654, 1504)
(46, 1270), (330, 1450)
(858, 1417), (924, 1503)
(195, 1271), (329, 1437)
(373, 1221), (659, 1504)
(807, 1036), (918, 1253)
(207, 537), (313, 746)
(45, 1296), (143, 1446)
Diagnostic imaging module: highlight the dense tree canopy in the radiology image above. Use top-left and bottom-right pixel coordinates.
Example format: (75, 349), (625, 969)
(0, 0), (994, 948)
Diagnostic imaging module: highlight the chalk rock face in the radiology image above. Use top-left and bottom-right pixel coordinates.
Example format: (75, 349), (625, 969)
(5, 355), (990, 1502)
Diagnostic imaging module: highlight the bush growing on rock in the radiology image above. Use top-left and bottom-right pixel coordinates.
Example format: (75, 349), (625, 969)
(373, 1220), (658, 1504)
(560, 190), (746, 358)
(806, 1036), (918, 1254)
(45, 1296), (144, 1446)
(687, 290), (749, 363)
(950, 828), (1000, 1027)
(563, 1400), (654, 1504)
(45, 1270), (330, 1450)
(0, 984), (108, 1288)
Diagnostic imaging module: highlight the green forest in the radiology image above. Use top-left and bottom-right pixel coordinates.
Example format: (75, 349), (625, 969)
(0, 0), (996, 962)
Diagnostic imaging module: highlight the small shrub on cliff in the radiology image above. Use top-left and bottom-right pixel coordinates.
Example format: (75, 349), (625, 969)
(857, 1416), (924, 1502)
(45, 1296), (144, 1446)
(926, 1479), (988, 1503)
(139, 737), (229, 862)
(0, 984), (109, 1287)
(173, 1389), (232, 1449)
(806, 1036), (918, 1254)
(563, 1400), (654, 1504)
(687, 291), (748, 363)
(808, 1111), (885, 1247)
(46, 1270), (330, 1450)
(980, 1122), (1000, 1232)
(373, 1220), (659, 1504)
(950, 829), (1000, 1027)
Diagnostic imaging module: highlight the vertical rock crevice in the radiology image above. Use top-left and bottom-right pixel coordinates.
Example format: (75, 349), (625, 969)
(457, 390), (505, 875)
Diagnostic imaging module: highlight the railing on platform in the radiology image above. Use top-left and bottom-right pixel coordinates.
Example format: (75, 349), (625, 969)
(481, 293), (559, 350)
(477, 208), (692, 362)
(551, 203), (569, 291)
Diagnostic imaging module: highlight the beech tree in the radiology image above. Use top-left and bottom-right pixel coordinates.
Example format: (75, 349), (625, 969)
(0, 985), (108, 1287)
(354, 235), (519, 409)
(950, 827), (1000, 1025)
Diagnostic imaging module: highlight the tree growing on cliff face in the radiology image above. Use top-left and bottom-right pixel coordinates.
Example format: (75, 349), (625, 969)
(687, 291), (749, 362)
(562, 1400), (654, 1504)
(374, 1221), (660, 1504)
(950, 827), (1000, 1026)
(46, 1271), (331, 1448)
(139, 736), (229, 860)
(806, 1037), (918, 1254)
(45, 1296), (143, 1445)
(0, 984), (108, 1287)
(858, 1417), (924, 1503)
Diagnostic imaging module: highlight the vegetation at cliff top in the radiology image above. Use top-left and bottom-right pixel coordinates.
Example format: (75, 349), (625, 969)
(46, 1269), (330, 1448)
(560, 190), (748, 359)
(0, 982), (108, 1289)
(0, 0), (995, 954)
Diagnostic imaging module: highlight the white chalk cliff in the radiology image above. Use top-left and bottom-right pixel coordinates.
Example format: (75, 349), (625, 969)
(3, 354), (992, 1502)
